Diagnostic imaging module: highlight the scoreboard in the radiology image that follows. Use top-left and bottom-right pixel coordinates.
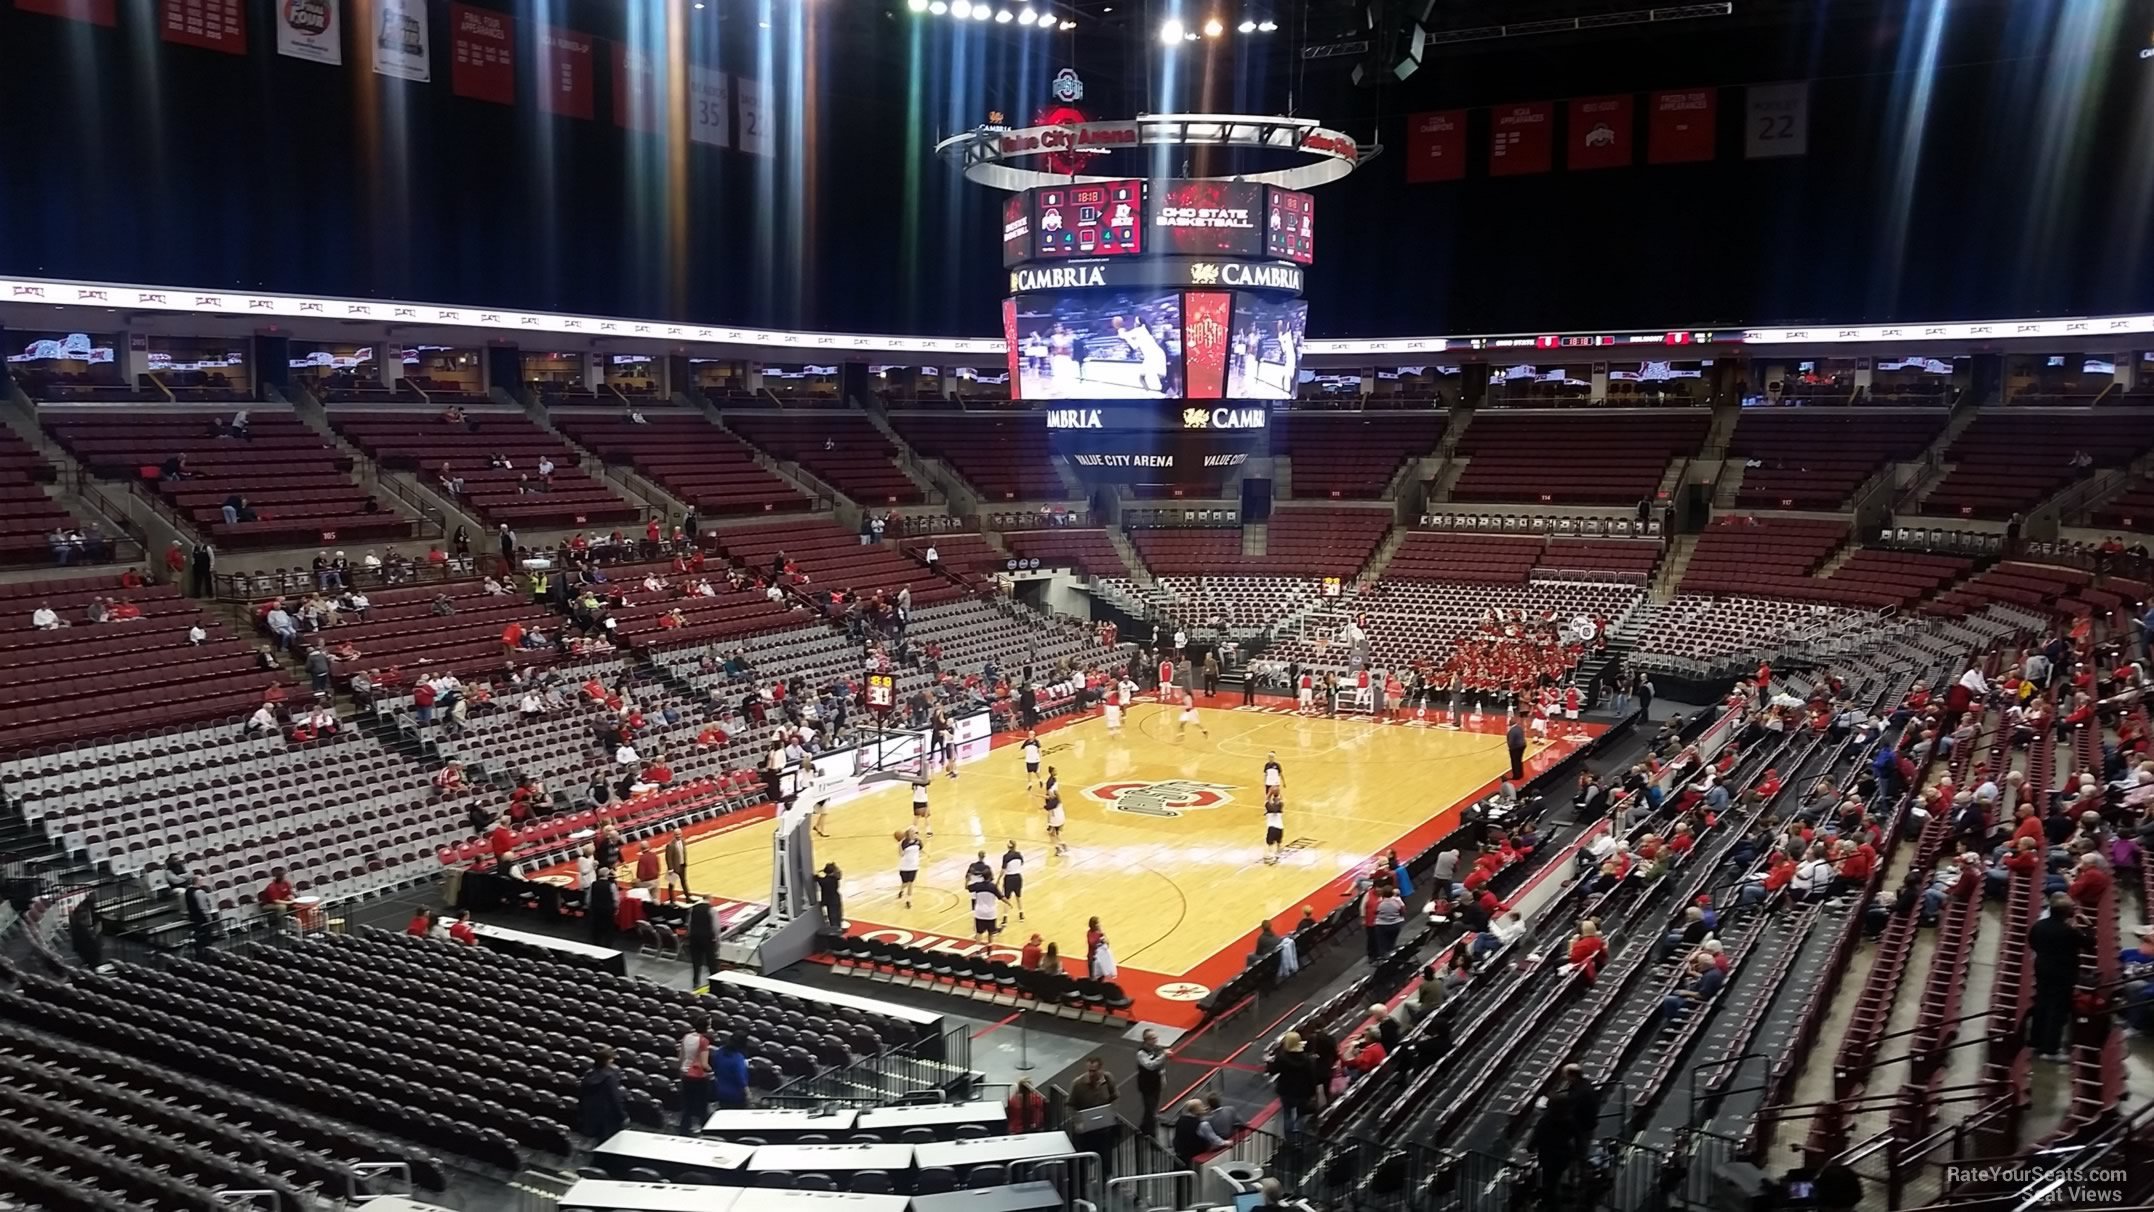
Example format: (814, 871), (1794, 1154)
(1033, 180), (1144, 259)
(1265, 188), (1315, 265)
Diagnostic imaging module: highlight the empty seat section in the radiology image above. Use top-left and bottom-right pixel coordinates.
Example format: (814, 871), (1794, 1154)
(551, 413), (812, 517)
(2090, 474), (2154, 531)
(1129, 509), (1387, 579)
(727, 415), (924, 506)
(1278, 413), (1445, 499)
(1386, 532), (1543, 584)
(0, 574), (261, 748)
(1449, 411), (1709, 505)
(1728, 409), (1948, 510)
(711, 518), (966, 609)
(1534, 539), (1663, 580)
(890, 415), (1066, 501)
(1920, 412), (2154, 520)
(330, 408), (639, 529)
(1679, 517), (1847, 597)
(0, 429), (121, 568)
(42, 410), (414, 548)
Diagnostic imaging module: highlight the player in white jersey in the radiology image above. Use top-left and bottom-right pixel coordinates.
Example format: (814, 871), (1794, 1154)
(1175, 689), (1209, 740)
(1103, 682), (1124, 732)
(911, 778), (933, 839)
(894, 829), (922, 907)
(1263, 751), (1284, 798)
(1275, 319), (1300, 392)
(1263, 792), (1286, 865)
(1022, 731), (1043, 788)
(967, 878), (1005, 942)
(1047, 324), (1079, 389)
(1000, 840), (1027, 920)
(1043, 784), (1068, 856)
(1114, 314), (1167, 394)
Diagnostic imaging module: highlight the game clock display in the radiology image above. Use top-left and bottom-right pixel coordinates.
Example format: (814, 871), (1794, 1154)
(1033, 180), (1144, 258)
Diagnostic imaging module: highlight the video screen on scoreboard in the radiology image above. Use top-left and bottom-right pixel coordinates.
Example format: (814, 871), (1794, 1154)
(1032, 180), (1144, 258)
(1264, 186), (1315, 265)
(1001, 194), (1032, 268)
(1227, 293), (1308, 400)
(1011, 289), (1184, 400)
(1149, 180), (1264, 257)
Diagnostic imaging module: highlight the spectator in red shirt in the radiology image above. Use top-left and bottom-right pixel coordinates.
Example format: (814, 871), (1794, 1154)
(258, 867), (296, 910)
(1567, 920), (1607, 978)
(412, 680), (437, 725)
(488, 818), (516, 871)
(447, 910), (478, 945)
(432, 761), (465, 797)
(634, 845), (662, 893)
(405, 908), (436, 937)
(2066, 853), (2113, 909)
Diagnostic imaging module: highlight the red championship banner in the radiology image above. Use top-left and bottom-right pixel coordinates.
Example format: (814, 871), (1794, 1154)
(1001, 299), (1022, 393)
(161, 0), (245, 52)
(536, 25), (595, 120)
(1181, 291), (1232, 400)
(1489, 102), (1554, 176)
(17, 0), (116, 25)
(613, 41), (658, 131)
(1566, 95), (1633, 170)
(1648, 88), (1717, 164)
(449, 2), (514, 105)
(1404, 110), (1466, 183)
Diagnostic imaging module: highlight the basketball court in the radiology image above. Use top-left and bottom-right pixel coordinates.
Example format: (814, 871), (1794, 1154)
(676, 699), (1600, 1026)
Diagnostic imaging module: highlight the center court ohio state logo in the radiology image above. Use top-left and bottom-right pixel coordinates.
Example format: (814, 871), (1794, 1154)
(1084, 780), (1236, 818)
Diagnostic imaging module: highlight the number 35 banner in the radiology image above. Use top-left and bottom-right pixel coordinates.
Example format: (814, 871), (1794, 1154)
(688, 65), (732, 148)
(1746, 82), (1810, 159)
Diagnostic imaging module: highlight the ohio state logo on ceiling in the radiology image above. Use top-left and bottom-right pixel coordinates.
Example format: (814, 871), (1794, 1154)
(1084, 780), (1236, 818)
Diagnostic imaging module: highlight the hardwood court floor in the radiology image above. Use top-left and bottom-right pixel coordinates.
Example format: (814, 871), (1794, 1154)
(682, 702), (1591, 1013)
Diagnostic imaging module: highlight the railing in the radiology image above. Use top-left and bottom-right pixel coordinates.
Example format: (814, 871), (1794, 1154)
(371, 471), (449, 540)
(768, 1022), (975, 1105)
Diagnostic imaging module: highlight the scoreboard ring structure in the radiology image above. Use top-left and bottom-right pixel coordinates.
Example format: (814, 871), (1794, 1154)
(936, 112), (1370, 192)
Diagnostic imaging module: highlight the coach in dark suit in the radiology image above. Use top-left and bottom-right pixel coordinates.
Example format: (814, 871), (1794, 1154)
(688, 897), (720, 990)
(1506, 713), (1527, 781)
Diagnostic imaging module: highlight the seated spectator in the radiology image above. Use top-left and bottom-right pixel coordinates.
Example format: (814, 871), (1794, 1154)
(1659, 948), (1727, 1022)
(433, 762), (466, 797)
(258, 867), (297, 910)
(30, 602), (62, 630)
(245, 701), (281, 735)
(447, 910), (479, 945)
(405, 908), (437, 936)
(1566, 919), (1607, 978)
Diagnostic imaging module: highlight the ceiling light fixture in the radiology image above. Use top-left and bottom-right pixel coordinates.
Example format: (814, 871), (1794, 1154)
(1203, 16), (1223, 35)
(1257, 17), (1276, 30)
(1237, 18), (1254, 31)
(928, 0), (946, 13)
(1160, 17), (1183, 42)
(1016, 7), (1035, 22)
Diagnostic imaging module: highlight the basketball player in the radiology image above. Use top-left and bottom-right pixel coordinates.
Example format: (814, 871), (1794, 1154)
(1042, 764), (1059, 801)
(1043, 782), (1068, 857)
(911, 777), (934, 839)
(1564, 682), (1582, 736)
(1275, 317), (1300, 392)
(1263, 751), (1284, 800)
(1263, 791), (1286, 865)
(968, 877), (1005, 943)
(895, 829), (922, 908)
(1022, 730), (1042, 788)
(1297, 668), (1316, 714)
(967, 850), (995, 888)
(1176, 690), (1210, 741)
(931, 707), (957, 780)
(1047, 323), (1079, 391)
(1001, 840), (1026, 921)
(805, 757), (831, 837)
(1103, 680), (1124, 733)
(1113, 313), (1167, 395)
